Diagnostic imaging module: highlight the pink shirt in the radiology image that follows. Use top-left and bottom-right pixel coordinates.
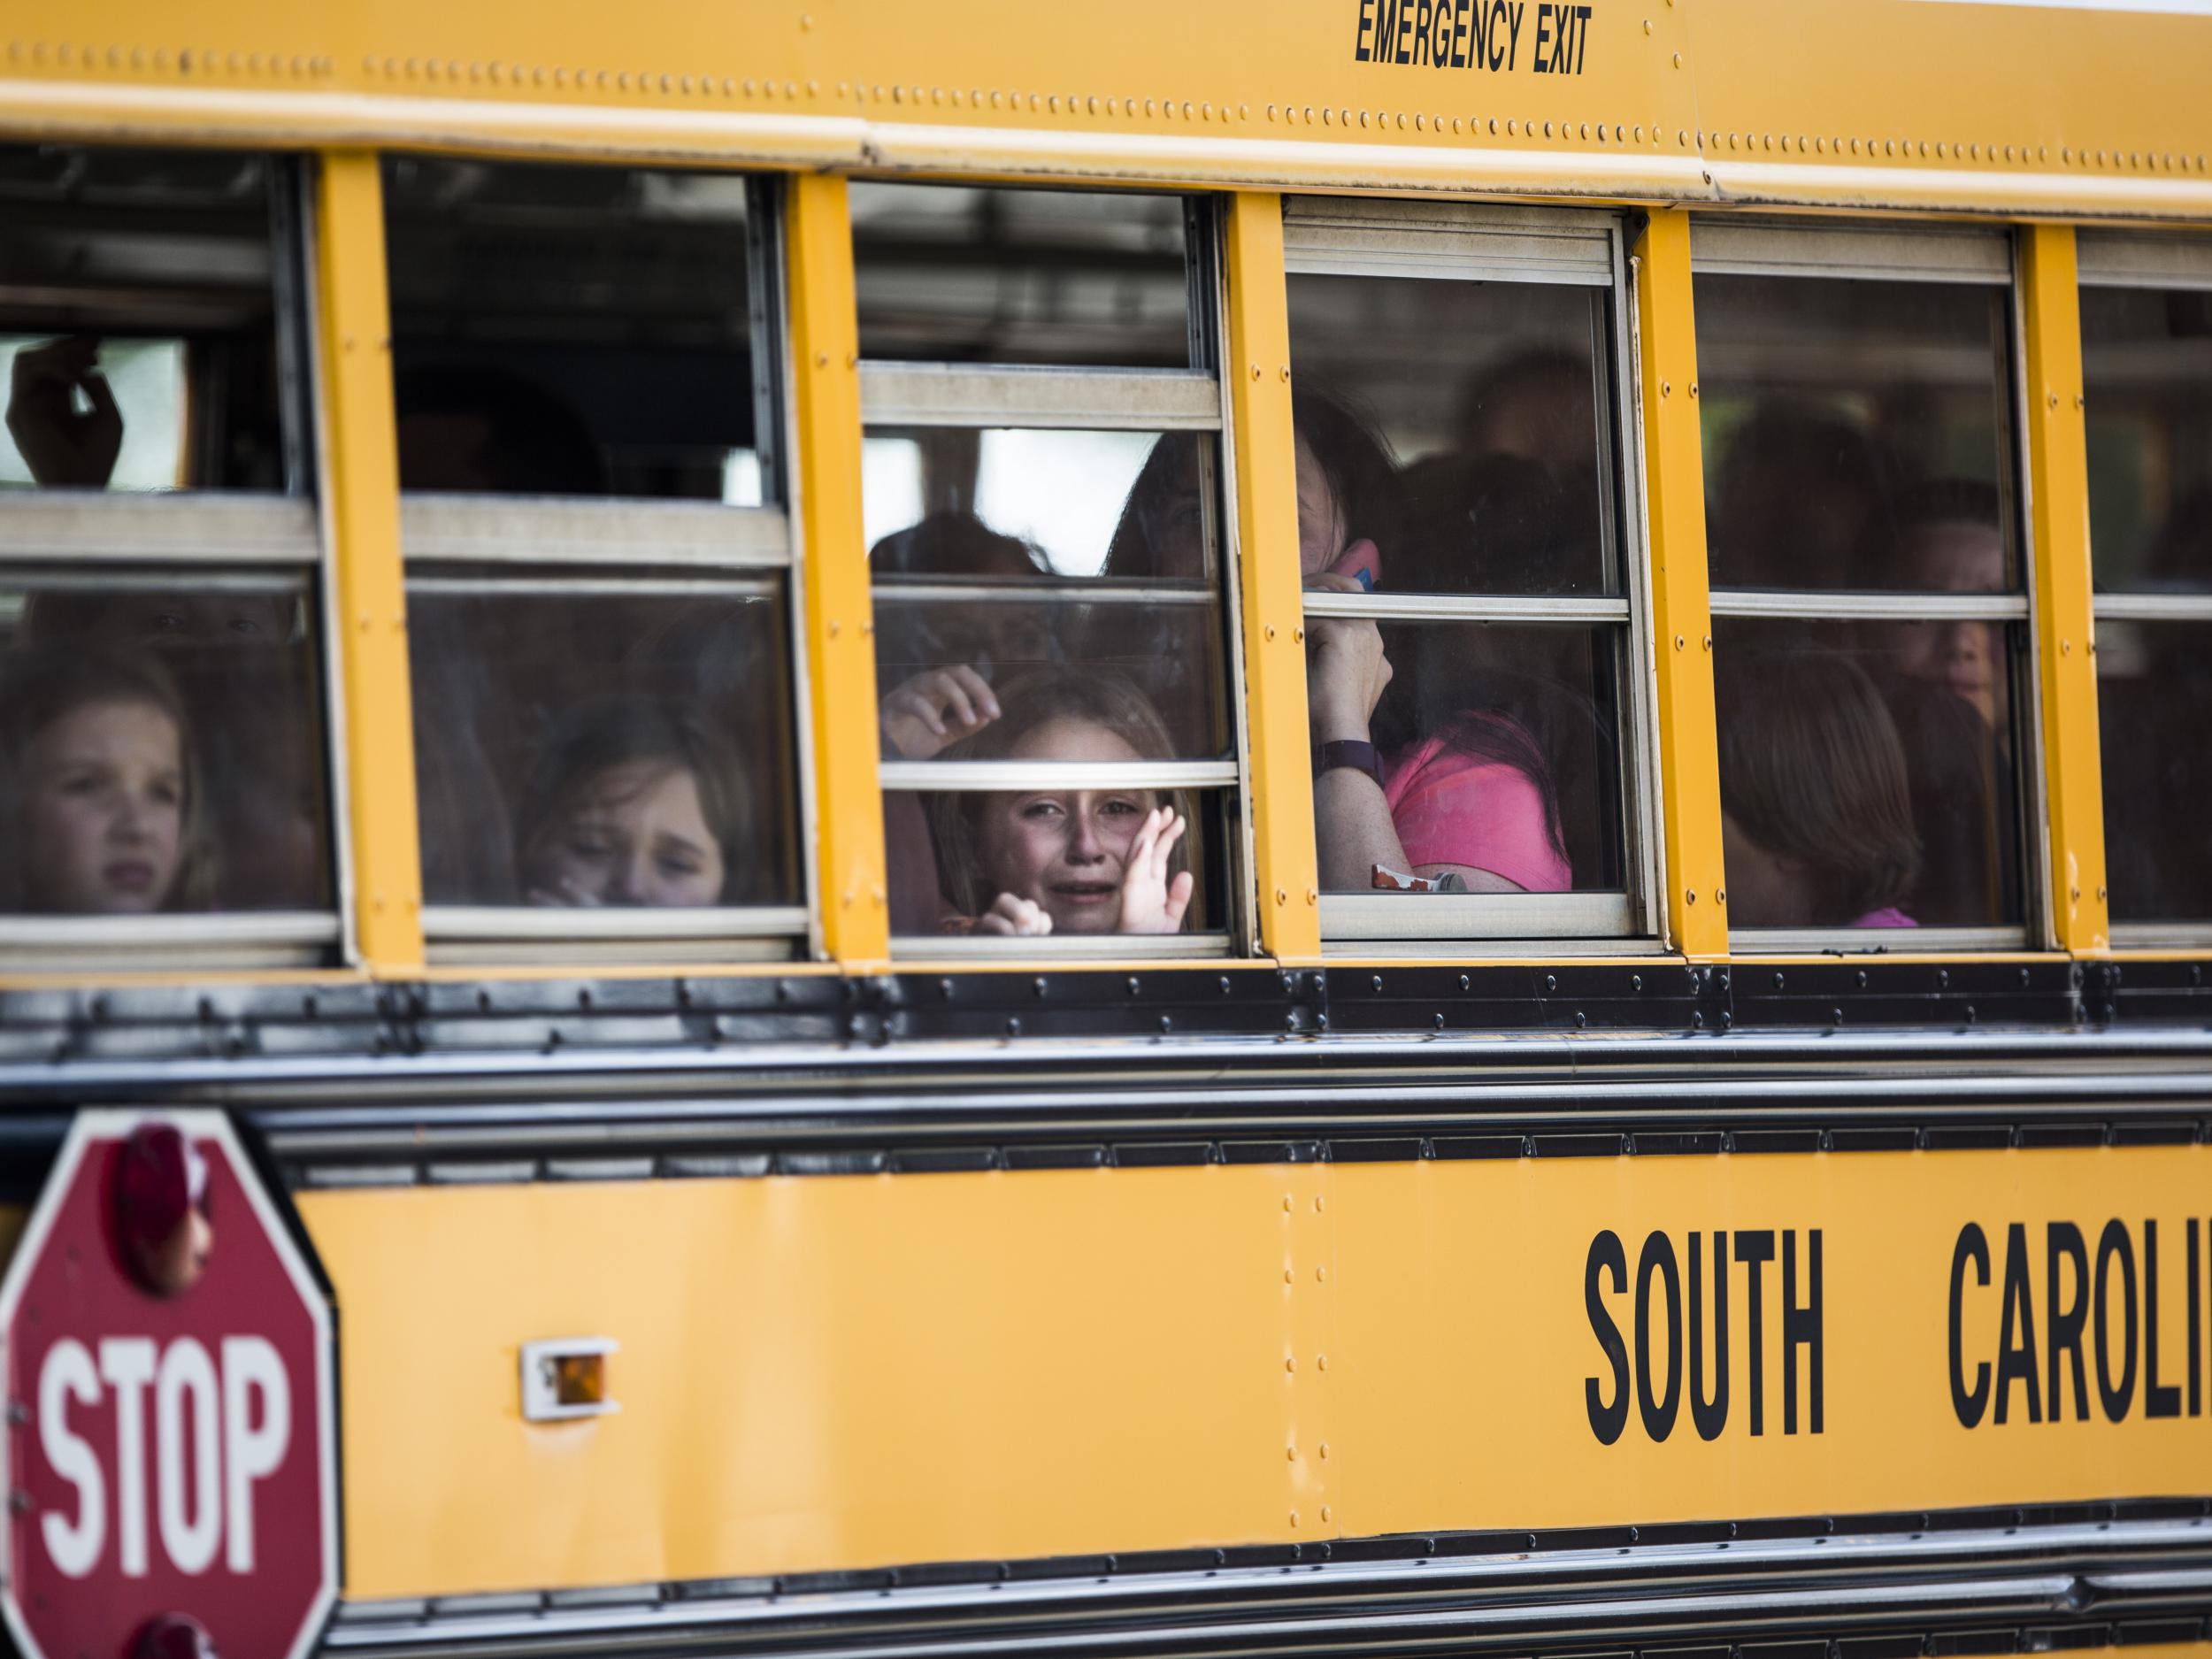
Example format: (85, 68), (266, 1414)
(1850, 906), (1918, 928)
(1382, 733), (1572, 894)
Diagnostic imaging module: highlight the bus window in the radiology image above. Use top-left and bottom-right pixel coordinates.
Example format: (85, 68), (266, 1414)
(852, 183), (1192, 369)
(404, 581), (798, 912)
(1282, 199), (1646, 942)
(388, 161), (806, 958)
(1694, 221), (2028, 943)
(383, 158), (772, 502)
(2078, 234), (2212, 929)
(0, 147), (288, 492)
(0, 147), (335, 959)
(859, 184), (1237, 949)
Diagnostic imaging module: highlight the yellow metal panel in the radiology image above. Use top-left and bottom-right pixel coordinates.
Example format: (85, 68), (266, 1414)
(303, 1167), (1302, 1598)
(311, 1144), (2212, 1597)
(787, 172), (887, 967)
(1224, 193), (1322, 964)
(1632, 210), (1725, 958)
(2020, 224), (2108, 956)
(313, 151), (424, 971)
(4, 1), (2212, 217)
(1329, 1144), (2212, 1532)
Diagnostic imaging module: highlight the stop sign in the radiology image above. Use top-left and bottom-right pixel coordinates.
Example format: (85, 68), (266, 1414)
(0, 1110), (337, 1659)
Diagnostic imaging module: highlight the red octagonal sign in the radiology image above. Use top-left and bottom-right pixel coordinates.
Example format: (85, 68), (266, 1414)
(0, 1110), (337, 1659)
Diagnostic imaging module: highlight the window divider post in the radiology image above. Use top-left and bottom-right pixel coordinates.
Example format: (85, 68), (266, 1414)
(2019, 223), (2108, 955)
(312, 151), (424, 972)
(787, 173), (890, 967)
(1222, 193), (1323, 964)
(1630, 210), (1727, 959)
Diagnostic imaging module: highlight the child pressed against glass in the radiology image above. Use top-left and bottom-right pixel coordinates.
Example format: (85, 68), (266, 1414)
(517, 697), (751, 909)
(926, 669), (1194, 938)
(0, 650), (207, 914)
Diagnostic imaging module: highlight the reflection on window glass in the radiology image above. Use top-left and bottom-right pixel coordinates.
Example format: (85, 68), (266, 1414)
(866, 431), (1227, 758)
(0, 146), (285, 492)
(1286, 273), (1613, 596)
(0, 573), (330, 914)
(1715, 621), (2021, 929)
(383, 158), (769, 501)
(1697, 275), (2016, 591)
(2082, 284), (2212, 594)
(852, 182), (1191, 367)
(2097, 618), (2212, 921)
(407, 586), (798, 909)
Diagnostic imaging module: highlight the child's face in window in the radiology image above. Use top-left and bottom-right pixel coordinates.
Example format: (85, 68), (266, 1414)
(1294, 439), (1348, 577)
(20, 697), (185, 913)
(529, 761), (725, 908)
(1893, 520), (2008, 727)
(976, 718), (1156, 935)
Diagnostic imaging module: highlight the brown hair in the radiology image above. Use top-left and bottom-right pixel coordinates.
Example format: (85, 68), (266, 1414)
(926, 667), (1192, 923)
(514, 696), (755, 903)
(0, 649), (213, 911)
(1717, 651), (1921, 924)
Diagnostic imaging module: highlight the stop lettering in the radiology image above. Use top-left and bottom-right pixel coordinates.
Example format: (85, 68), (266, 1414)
(0, 1110), (337, 1659)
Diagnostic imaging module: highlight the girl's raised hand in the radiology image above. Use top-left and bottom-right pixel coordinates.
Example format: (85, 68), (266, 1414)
(1117, 805), (1194, 934)
(879, 665), (1002, 760)
(976, 891), (1053, 936)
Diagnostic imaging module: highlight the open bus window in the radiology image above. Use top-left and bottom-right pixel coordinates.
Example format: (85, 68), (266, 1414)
(2079, 241), (2212, 927)
(0, 147), (288, 492)
(857, 184), (1237, 949)
(1694, 223), (2028, 941)
(852, 183), (1192, 368)
(0, 571), (331, 915)
(1282, 200), (1645, 938)
(866, 428), (1229, 761)
(406, 582), (800, 913)
(382, 158), (772, 502)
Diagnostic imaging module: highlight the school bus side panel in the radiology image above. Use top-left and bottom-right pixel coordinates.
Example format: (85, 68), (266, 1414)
(302, 1167), (1301, 1599)
(1332, 1145), (2212, 1535)
(311, 1146), (2212, 1598)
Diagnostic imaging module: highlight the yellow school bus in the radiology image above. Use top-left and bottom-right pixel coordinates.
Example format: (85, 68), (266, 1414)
(5, 0), (2212, 1654)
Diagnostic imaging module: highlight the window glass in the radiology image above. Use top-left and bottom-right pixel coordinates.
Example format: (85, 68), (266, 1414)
(852, 183), (1190, 368)
(408, 584), (798, 910)
(2097, 618), (2212, 920)
(0, 571), (331, 914)
(0, 147), (286, 491)
(2082, 284), (2212, 594)
(383, 158), (770, 501)
(1285, 229), (1634, 910)
(1698, 274), (2016, 591)
(2082, 276), (2212, 924)
(1697, 251), (2027, 938)
(1714, 619), (2022, 930)
(1284, 273), (1613, 596)
(867, 430), (1228, 761)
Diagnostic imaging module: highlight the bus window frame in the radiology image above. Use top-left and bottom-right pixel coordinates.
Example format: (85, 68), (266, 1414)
(860, 182), (1250, 960)
(1691, 216), (2048, 956)
(1281, 197), (1662, 949)
(389, 168), (818, 964)
(2076, 227), (2212, 949)
(0, 150), (343, 972)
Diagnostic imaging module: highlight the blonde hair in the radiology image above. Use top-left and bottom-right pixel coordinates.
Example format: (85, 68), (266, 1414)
(926, 668), (1192, 923)
(0, 649), (213, 912)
